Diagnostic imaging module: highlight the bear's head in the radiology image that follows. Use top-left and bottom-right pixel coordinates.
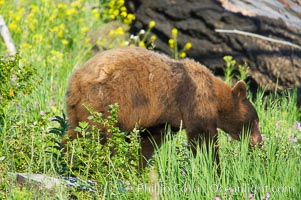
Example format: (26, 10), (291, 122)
(218, 81), (263, 146)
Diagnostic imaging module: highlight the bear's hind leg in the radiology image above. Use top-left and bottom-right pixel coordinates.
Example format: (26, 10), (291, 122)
(62, 104), (83, 150)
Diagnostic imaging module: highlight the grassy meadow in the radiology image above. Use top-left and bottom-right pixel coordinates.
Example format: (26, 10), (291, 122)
(0, 0), (300, 199)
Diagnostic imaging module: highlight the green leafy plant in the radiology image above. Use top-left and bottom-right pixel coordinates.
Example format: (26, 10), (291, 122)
(223, 55), (250, 84)
(237, 62), (250, 81)
(223, 55), (236, 84)
(49, 112), (69, 138)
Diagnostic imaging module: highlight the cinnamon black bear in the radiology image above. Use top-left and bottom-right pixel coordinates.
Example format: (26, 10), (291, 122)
(63, 47), (262, 167)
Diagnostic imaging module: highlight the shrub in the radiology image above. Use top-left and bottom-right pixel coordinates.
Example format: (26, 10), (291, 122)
(0, 55), (38, 130)
(50, 104), (146, 196)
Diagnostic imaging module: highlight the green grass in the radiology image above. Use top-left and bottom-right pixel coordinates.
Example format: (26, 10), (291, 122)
(0, 0), (300, 199)
(153, 93), (301, 199)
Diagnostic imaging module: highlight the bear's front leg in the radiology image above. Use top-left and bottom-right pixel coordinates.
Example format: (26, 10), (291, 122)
(186, 125), (220, 174)
(139, 125), (166, 168)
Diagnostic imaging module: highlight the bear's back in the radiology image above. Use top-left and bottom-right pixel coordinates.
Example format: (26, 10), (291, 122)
(67, 47), (217, 130)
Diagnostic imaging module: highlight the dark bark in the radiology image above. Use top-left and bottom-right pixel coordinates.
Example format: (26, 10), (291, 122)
(127, 0), (301, 96)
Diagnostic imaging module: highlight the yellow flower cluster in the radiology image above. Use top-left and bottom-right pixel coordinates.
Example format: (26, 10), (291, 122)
(50, 50), (64, 59)
(109, 27), (125, 36)
(0, 0), (101, 73)
(124, 20), (157, 49)
(92, 8), (100, 19)
(8, 8), (25, 34)
(101, 0), (136, 24)
(168, 28), (192, 59)
(0, 0), (100, 64)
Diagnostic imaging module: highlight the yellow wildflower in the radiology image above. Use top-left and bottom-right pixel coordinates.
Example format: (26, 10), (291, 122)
(66, 8), (76, 16)
(29, 18), (38, 31)
(184, 42), (192, 50)
(114, 10), (120, 17)
(8, 22), (18, 32)
(50, 50), (63, 58)
(150, 35), (157, 42)
(81, 26), (89, 34)
(71, 0), (82, 8)
(118, 0), (125, 5)
(56, 24), (66, 38)
(96, 39), (105, 46)
(109, 27), (124, 36)
(15, 15), (22, 22)
(61, 39), (69, 45)
(120, 11), (127, 18)
(110, 14), (115, 20)
(115, 27), (124, 35)
(59, 23), (65, 30)
(51, 106), (58, 113)
(124, 13), (135, 24)
(49, 12), (57, 22)
(58, 3), (67, 9)
(8, 10), (14, 18)
(121, 41), (129, 46)
(120, 6), (127, 12)
(77, 18), (84, 23)
(127, 14), (135, 21)
(20, 42), (31, 49)
(92, 8), (100, 18)
(148, 20), (156, 29)
(84, 38), (90, 46)
(58, 30), (64, 38)
(168, 38), (175, 48)
(31, 4), (38, 13)
(50, 26), (59, 33)
(139, 41), (145, 47)
(9, 89), (14, 97)
(33, 34), (43, 42)
(179, 52), (186, 58)
(172, 28), (178, 37)
(109, 29), (115, 36)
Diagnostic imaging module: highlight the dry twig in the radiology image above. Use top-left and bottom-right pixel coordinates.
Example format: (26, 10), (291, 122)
(215, 29), (301, 50)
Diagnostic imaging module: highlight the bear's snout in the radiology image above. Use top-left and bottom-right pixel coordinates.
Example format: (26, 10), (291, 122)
(250, 132), (263, 146)
(250, 121), (263, 146)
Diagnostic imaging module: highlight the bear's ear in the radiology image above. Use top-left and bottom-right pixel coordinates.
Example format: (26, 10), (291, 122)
(232, 80), (247, 100)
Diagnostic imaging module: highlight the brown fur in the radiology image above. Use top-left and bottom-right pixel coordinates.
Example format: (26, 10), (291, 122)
(63, 46), (262, 168)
